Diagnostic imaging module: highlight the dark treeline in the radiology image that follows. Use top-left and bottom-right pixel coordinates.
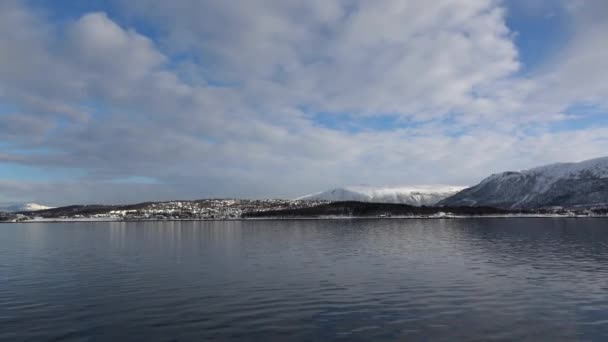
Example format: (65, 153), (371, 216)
(243, 201), (514, 218)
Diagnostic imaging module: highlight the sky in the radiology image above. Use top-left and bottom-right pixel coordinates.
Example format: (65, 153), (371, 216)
(1, 0), (608, 206)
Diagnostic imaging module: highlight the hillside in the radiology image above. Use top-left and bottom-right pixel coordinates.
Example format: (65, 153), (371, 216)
(440, 157), (608, 209)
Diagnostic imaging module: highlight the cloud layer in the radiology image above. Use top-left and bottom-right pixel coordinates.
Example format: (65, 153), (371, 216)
(1, 0), (607, 205)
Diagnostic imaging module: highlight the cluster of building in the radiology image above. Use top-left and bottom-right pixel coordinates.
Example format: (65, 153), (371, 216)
(0, 199), (327, 222)
(100, 199), (329, 220)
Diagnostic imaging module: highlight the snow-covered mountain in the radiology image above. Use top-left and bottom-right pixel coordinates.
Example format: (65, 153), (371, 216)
(439, 156), (608, 209)
(0, 203), (55, 212)
(297, 185), (466, 206)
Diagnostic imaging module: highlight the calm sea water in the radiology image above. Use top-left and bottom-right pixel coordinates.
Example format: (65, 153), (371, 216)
(1, 219), (608, 341)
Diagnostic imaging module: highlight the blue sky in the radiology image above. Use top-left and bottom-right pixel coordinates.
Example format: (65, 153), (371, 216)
(1, 0), (608, 205)
(504, 0), (572, 73)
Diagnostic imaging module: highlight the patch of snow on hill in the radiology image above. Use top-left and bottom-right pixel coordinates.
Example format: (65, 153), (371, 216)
(528, 156), (608, 178)
(484, 157), (608, 194)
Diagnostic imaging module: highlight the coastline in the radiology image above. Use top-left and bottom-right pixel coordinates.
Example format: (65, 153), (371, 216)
(2, 214), (608, 223)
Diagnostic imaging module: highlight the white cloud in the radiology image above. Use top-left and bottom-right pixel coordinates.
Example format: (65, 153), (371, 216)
(0, 0), (608, 204)
(124, 0), (519, 119)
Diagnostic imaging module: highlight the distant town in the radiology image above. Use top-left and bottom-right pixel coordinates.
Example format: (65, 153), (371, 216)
(0, 199), (329, 222)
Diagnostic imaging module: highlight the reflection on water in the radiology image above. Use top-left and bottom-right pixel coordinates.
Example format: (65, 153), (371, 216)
(1, 219), (608, 341)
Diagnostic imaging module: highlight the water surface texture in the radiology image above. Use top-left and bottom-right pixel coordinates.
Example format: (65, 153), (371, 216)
(1, 219), (608, 341)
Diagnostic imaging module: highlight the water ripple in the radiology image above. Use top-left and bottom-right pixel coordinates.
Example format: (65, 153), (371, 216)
(2, 219), (608, 341)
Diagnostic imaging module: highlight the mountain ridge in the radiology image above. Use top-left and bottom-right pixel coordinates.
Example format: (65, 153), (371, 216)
(440, 157), (608, 209)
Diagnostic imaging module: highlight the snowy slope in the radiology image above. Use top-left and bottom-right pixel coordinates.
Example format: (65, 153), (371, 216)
(1, 203), (55, 212)
(297, 185), (466, 206)
(440, 156), (608, 209)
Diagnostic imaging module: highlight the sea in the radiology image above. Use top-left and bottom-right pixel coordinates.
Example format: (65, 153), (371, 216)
(1, 219), (608, 341)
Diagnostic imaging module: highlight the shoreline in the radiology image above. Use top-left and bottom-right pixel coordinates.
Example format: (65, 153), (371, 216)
(2, 214), (608, 223)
